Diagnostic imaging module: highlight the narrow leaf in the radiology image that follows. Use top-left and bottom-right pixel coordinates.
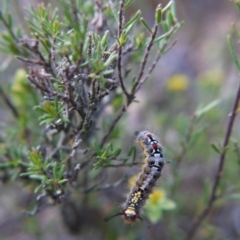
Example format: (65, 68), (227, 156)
(211, 143), (222, 154)
(140, 18), (152, 34)
(227, 34), (240, 71)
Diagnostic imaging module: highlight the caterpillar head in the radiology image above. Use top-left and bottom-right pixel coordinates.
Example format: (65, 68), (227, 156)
(122, 207), (142, 223)
(104, 207), (142, 223)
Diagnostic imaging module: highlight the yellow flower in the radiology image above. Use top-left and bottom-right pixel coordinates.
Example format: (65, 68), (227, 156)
(11, 68), (37, 109)
(11, 69), (29, 107)
(144, 188), (176, 223)
(149, 189), (165, 204)
(166, 74), (189, 92)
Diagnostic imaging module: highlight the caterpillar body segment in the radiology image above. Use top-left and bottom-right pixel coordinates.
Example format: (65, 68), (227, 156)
(105, 131), (165, 223)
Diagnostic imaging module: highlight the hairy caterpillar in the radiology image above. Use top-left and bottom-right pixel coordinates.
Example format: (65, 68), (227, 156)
(105, 131), (165, 223)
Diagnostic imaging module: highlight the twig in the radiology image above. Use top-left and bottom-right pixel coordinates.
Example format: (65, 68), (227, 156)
(63, 68), (86, 119)
(135, 40), (176, 93)
(131, 23), (158, 94)
(103, 161), (142, 168)
(87, 33), (92, 57)
(34, 45), (56, 78)
(17, 56), (45, 65)
(82, 176), (127, 193)
(175, 114), (196, 169)
(117, 0), (130, 98)
(48, 131), (66, 158)
(135, 53), (161, 93)
(100, 103), (128, 147)
(0, 86), (19, 118)
(100, 37), (166, 147)
(186, 82), (240, 240)
(100, 24), (161, 146)
(19, 37), (56, 78)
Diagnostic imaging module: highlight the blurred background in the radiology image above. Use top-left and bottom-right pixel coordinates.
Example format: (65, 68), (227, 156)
(0, 0), (240, 240)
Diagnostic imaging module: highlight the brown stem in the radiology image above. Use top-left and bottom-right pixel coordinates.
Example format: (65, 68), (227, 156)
(117, 0), (130, 98)
(186, 82), (240, 240)
(131, 24), (158, 94)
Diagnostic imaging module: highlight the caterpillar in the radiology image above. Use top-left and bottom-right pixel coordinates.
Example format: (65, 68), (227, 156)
(105, 130), (165, 223)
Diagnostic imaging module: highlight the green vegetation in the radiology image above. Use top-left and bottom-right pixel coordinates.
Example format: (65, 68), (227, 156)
(0, 0), (239, 239)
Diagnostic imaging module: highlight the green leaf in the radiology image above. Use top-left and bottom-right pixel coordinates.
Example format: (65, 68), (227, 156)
(146, 208), (163, 223)
(58, 179), (68, 184)
(211, 143), (222, 154)
(155, 5), (162, 24)
(154, 29), (173, 43)
(109, 1), (119, 23)
(18, 160), (31, 167)
(102, 69), (114, 76)
(34, 184), (44, 193)
(224, 193), (240, 200)
(162, 0), (173, 13)
(94, 141), (101, 154)
(236, 1), (240, 11)
(101, 30), (109, 48)
(59, 164), (65, 177)
(61, 116), (70, 123)
(126, 146), (137, 163)
(20, 172), (32, 177)
(161, 199), (176, 210)
(195, 99), (220, 118)
(140, 17), (152, 34)
(29, 174), (45, 180)
(162, 21), (169, 33)
(2, 0), (9, 15)
(227, 34), (240, 71)
(103, 52), (117, 67)
(124, 0), (134, 8)
(170, 0), (177, 19)
(166, 11), (175, 27)
(123, 10), (141, 34)
(0, 55), (13, 71)
(7, 13), (12, 29)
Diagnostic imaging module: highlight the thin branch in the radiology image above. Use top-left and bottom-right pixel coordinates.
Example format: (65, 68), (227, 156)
(98, 42), (176, 148)
(135, 40), (176, 93)
(48, 131), (66, 158)
(87, 32), (92, 57)
(20, 37), (56, 78)
(135, 53), (161, 93)
(100, 103), (128, 147)
(62, 68), (86, 119)
(131, 24), (158, 94)
(175, 114), (196, 168)
(17, 56), (45, 65)
(28, 74), (69, 103)
(0, 86), (19, 118)
(83, 176), (127, 193)
(34, 45), (56, 78)
(117, 0), (130, 98)
(103, 161), (142, 168)
(186, 82), (240, 240)
(99, 40), (174, 147)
